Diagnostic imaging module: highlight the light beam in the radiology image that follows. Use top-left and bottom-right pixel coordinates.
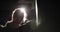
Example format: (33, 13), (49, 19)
(35, 0), (39, 26)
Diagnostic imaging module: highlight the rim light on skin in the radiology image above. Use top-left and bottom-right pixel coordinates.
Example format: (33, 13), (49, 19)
(0, 7), (27, 28)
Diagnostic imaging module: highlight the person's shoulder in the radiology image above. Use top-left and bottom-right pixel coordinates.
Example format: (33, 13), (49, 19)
(17, 22), (32, 32)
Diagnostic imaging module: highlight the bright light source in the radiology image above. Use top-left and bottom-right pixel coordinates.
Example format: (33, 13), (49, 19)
(18, 7), (27, 23)
(20, 8), (26, 13)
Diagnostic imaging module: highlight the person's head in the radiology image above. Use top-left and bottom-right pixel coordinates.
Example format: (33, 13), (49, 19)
(8, 9), (24, 28)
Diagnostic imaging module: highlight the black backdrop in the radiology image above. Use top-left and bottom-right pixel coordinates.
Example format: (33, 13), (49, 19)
(0, 0), (59, 32)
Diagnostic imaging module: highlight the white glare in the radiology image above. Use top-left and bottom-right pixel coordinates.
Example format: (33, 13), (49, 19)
(20, 8), (25, 13)
(19, 7), (27, 22)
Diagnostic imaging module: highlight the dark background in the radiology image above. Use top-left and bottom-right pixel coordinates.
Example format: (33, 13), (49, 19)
(38, 0), (59, 32)
(0, 0), (59, 32)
